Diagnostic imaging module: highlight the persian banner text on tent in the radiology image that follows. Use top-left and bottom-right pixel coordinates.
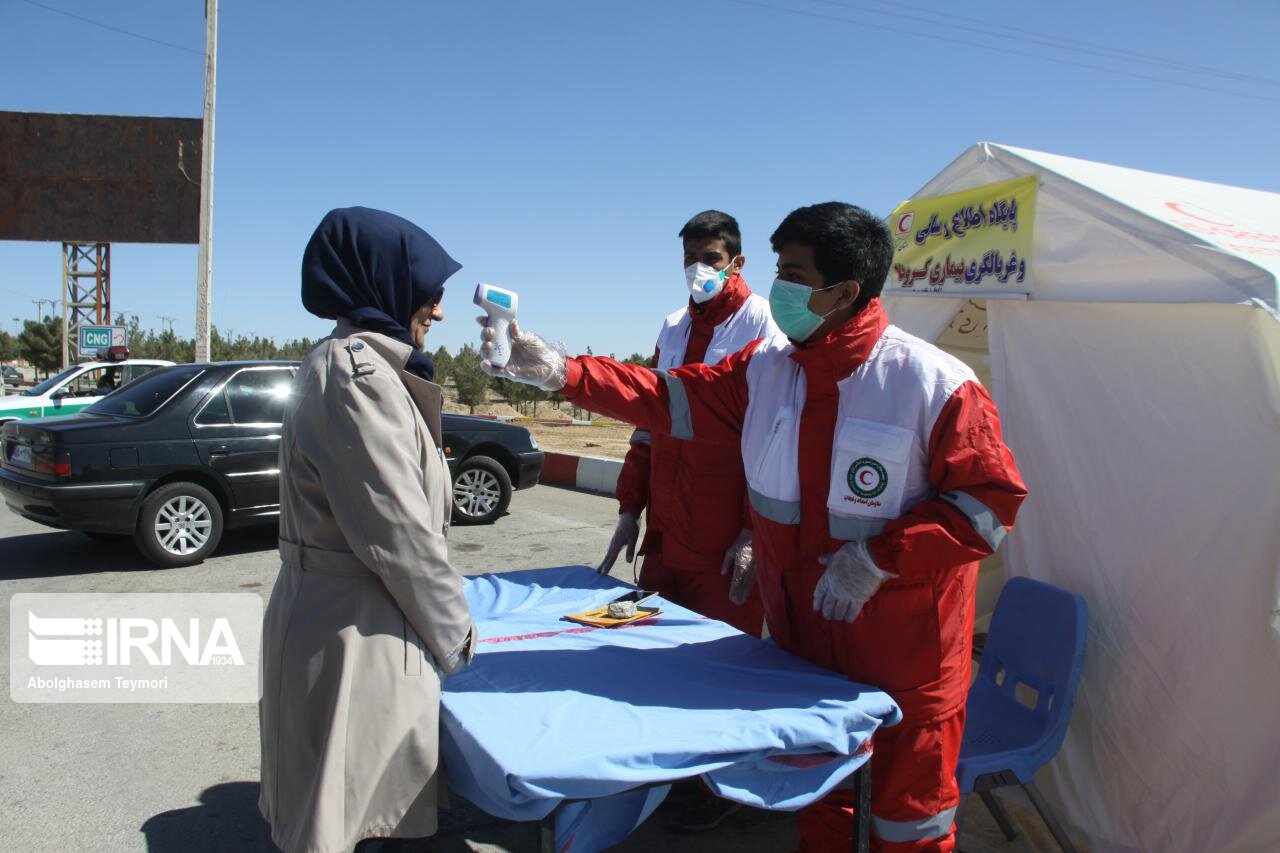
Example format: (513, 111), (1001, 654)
(887, 176), (1036, 295)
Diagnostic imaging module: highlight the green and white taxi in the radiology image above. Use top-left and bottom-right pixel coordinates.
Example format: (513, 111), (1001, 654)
(0, 347), (173, 424)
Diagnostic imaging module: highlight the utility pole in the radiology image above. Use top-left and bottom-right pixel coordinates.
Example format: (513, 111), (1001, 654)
(194, 0), (217, 363)
(31, 297), (56, 330)
(61, 285), (68, 367)
(157, 315), (177, 333)
(32, 298), (56, 324)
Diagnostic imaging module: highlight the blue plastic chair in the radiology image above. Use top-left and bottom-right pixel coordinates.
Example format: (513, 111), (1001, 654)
(955, 576), (1087, 853)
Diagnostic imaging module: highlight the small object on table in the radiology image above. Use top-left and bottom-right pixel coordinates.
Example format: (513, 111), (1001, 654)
(608, 600), (637, 618)
(563, 603), (660, 628)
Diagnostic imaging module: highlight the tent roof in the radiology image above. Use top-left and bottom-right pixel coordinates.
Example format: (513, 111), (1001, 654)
(906, 143), (1279, 308)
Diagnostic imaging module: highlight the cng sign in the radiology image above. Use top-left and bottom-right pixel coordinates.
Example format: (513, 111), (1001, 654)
(78, 325), (125, 355)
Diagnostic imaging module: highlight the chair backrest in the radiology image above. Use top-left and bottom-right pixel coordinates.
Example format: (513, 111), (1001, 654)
(977, 576), (1088, 755)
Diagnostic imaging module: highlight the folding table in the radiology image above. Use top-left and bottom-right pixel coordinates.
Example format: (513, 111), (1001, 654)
(440, 566), (900, 852)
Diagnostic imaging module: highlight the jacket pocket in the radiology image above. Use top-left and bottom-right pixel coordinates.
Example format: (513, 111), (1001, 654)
(747, 406), (799, 503)
(827, 418), (913, 520)
(854, 580), (941, 692)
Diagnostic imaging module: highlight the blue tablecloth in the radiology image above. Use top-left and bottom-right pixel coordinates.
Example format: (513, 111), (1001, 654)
(440, 566), (900, 851)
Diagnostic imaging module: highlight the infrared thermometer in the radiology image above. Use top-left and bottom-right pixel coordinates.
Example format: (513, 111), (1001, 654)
(474, 283), (519, 369)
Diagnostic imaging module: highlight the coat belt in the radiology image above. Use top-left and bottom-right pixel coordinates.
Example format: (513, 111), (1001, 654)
(278, 540), (373, 578)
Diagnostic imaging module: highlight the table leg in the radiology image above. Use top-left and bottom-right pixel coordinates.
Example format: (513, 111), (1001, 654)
(852, 761), (871, 853)
(537, 808), (555, 853)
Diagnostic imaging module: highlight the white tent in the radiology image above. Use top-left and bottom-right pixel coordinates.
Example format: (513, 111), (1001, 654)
(883, 143), (1280, 853)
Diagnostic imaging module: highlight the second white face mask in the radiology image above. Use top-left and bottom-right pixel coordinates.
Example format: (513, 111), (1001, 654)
(685, 262), (730, 303)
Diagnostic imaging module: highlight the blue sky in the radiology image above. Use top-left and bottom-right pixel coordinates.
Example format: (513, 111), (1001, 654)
(3, 0), (1278, 358)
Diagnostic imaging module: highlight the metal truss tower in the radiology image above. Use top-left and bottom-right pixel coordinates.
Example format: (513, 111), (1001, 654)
(61, 242), (111, 366)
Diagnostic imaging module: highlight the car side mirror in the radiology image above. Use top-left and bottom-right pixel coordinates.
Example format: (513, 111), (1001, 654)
(51, 387), (69, 400)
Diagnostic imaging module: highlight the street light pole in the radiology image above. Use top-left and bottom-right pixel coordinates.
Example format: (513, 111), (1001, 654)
(194, 0), (217, 363)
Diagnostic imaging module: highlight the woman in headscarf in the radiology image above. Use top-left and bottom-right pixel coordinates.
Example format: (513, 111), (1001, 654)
(259, 207), (476, 853)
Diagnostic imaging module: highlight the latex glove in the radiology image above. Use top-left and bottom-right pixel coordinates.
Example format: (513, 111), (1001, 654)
(812, 540), (894, 623)
(478, 318), (567, 391)
(597, 511), (640, 575)
(721, 529), (757, 605)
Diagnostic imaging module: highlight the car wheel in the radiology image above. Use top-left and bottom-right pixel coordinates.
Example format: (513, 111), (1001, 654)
(451, 455), (512, 526)
(134, 482), (225, 568)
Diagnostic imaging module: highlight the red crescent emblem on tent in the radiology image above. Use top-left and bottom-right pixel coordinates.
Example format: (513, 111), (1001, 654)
(1164, 202), (1233, 227)
(859, 470), (875, 486)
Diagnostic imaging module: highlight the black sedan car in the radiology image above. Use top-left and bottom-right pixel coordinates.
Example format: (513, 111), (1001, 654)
(0, 361), (542, 567)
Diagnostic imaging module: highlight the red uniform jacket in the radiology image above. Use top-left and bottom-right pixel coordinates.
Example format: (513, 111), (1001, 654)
(565, 299), (1027, 723)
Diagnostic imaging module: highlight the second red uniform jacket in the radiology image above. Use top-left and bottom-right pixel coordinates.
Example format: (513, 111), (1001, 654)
(615, 274), (780, 571)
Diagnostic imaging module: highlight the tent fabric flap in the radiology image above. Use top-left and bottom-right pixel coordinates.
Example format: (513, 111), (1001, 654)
(986, 299), (1280, 852)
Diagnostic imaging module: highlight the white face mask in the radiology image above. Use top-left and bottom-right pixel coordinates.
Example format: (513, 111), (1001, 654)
(685, 258), (737, 304)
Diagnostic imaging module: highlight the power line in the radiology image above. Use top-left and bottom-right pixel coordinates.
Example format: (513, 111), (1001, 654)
(729, 0), (1280, 104)
(811, 0), (1280, 89)
(19, 0), (202, 57)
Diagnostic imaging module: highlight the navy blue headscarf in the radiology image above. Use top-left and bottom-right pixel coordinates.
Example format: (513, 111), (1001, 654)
(302, 206), (460, 382)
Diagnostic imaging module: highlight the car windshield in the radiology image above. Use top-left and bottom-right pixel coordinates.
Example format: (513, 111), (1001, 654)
(84, 365), (205, 417)
(22, 366), (80, 396)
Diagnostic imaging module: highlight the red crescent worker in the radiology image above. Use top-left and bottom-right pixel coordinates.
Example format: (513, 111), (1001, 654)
(598, 210), (781, 641)
(480, 202), (1028, 852)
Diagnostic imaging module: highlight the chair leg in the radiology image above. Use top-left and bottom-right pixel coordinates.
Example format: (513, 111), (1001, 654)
(979, 790), (1019, 841)
(1021, 781), (1077, 853)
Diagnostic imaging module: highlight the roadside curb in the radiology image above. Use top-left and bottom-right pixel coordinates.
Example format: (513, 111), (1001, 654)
(539, 451), (622, 497)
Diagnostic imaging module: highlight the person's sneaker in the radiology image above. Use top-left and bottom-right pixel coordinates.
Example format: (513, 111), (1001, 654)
(668, 791), (743, 833)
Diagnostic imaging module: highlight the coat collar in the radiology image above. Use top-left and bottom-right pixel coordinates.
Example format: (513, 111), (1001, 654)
(333, 319), (444, 446)
(335, 318), (415, 367)
(788, 298), (889, 380)
(688, 273), (751, 329)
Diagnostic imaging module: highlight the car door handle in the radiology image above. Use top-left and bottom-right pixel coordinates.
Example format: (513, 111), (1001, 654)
(209, 446), (231, 457)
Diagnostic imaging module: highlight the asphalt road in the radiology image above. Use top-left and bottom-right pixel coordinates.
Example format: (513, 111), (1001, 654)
(0, 484), (621, 853)
(0, 484), (1059, 853)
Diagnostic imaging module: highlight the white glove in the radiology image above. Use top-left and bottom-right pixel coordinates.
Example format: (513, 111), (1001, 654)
(812, 540), (894, 623)
(721, 529), (757, 605)
(478, 318), (567, 391)
(597, 511), (640, 575)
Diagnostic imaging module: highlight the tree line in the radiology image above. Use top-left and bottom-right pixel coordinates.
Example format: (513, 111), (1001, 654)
(1, 315), (319, 378)
(2, 316), (648, 418)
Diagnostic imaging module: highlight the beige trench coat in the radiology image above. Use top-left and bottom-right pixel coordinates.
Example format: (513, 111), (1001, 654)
(259, 321), (475, 853)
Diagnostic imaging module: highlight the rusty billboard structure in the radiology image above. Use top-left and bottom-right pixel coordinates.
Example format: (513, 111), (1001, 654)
(0, 111), (203, 361)
(0, 111), (202, 244)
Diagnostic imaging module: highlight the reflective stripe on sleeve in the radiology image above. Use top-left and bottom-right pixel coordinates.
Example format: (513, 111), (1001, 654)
(940, 490), (1008, 552)
(872, 807), (958, 843)
(747, 486), (800, 525)
(655, 369), (693, 440)
(828, 514), (886, 541)
(629, 429), (651, 446)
